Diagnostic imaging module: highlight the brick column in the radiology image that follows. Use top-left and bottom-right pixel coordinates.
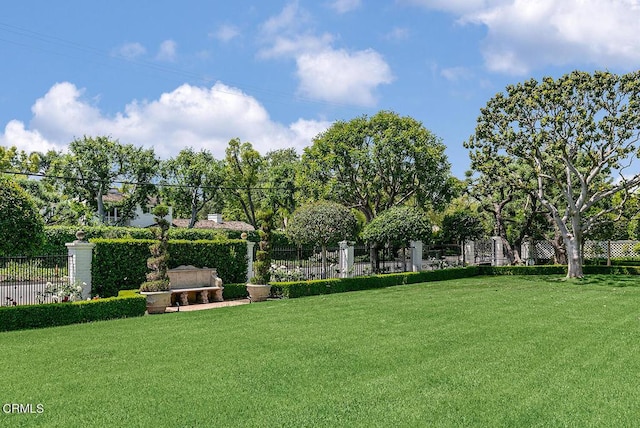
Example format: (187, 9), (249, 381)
(65, 231), (95, 300)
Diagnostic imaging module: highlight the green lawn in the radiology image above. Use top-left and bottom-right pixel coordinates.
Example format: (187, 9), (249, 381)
(2, 275), (640, 427)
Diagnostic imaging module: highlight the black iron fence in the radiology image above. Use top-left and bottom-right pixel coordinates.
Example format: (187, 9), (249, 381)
(270, 246), (341, 281)
(268, 244), (422, 281)
(0, 255), (71, 306)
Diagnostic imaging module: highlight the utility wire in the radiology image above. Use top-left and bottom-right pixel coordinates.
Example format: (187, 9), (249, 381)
(1, 170), (294, 192)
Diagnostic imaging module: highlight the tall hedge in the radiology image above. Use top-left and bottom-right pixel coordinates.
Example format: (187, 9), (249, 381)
(43, 226), (154, 255)
(91, 238), (248, 297)
(0, 177), (45, 256)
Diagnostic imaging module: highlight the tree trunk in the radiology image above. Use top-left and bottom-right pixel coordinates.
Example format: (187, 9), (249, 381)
(565, 236), (583, 278)
(321, 244), (327, 279)
(369, 242), (380, 274)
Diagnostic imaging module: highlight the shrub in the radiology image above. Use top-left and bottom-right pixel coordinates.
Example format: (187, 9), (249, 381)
(222, 283), (248, 299)
(91, 238), (248, 297)
(0, 294), (146, 332)
(43, 226), (154, 255)
(0, 177), (44, 256)
(272, 267), (479, 298)
(478, 265), (567, 276)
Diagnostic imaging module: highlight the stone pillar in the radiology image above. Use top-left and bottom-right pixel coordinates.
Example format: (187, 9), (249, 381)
(491, 236), (504, 266)
(339, 241), (354, 278)
(65, 231), (95, 300)
(246, 241), (255, 283)
(410, 240), (423, 272)
(521, 237), (535, 266)
(464, 241), (475, 266)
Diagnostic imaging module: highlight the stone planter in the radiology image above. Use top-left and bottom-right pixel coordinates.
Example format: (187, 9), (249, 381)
(140, 291), (171, 314)
(246, 284), (271, 302)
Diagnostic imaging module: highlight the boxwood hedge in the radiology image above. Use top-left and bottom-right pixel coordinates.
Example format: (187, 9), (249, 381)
(0, 294), (146, 332)
(91, 238), (248, 297)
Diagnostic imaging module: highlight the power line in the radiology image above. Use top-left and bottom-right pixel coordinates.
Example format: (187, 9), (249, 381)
(0, 170), (293, 192)
(0, 20), (362, 111)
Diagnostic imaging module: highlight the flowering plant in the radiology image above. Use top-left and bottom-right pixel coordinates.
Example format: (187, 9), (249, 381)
(41, 278), (84, 303)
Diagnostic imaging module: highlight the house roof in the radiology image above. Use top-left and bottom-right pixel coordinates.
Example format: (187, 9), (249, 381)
(171, 219), (255, 231)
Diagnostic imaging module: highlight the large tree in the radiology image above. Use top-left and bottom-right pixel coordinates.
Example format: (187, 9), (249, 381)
(49, 136), (158, 225)
(224, 138), (263, 228)
(161, 148), (225, 228)
(300, 110), (453, 221)
(465, 70), (640, 277)
(287, 201), (357, 278)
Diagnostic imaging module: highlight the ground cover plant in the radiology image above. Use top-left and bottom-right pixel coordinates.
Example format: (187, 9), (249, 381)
(2, 275), (640, 426)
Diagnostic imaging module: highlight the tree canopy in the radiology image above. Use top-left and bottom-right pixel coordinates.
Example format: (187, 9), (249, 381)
(300, 110), (453, 222)
(465, 70), (640, 277)
(361, 206), (432, 247)
(161, 147), (224, 228)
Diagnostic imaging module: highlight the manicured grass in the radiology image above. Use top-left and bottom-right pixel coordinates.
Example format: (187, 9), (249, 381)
(2, 275), (640, 426)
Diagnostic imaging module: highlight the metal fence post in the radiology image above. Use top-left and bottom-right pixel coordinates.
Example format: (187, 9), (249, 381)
(65, 231), (95, 300)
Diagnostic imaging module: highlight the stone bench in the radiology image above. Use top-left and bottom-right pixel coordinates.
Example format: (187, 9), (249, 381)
(167, 265), (224, 306)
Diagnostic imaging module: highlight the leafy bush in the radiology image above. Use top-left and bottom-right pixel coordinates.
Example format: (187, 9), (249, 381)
(92, 238), (248, 297)
(167, 228), (227, 241)
(361, 206), (432, 246)
(272, 267), (479, 298)
(0, 177), (44, 256)
(478, 265), (567, 276)
(43, 226), (154, 255)
(0, 294), (146, 332)
(223, 283), (248, 299)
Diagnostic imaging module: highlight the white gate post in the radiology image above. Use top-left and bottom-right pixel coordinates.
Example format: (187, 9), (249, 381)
(491, 236), (505, 266)
(65, 231), (95, 300)
(246, 241), (255, 282)
(339, 240), (354, 278)
(464, 241), (475, 266)
(410, 240), (423, 272)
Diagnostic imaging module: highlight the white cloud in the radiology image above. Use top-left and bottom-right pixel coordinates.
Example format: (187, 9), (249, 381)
(156, 40), (177, 62)
(0, 120), (60, 153)
(440, 66), (473, 82)
(261, 1), (311, 36)
(407, 0), (640, 74)
(328, 0), (362, 14)
(213, 24), (241, 42)
(113, 42), (146, 59)
(296, 49), (394, 105)
(384, 27), (410, 41)
(259, 2), (394, 106)
(1, 82), (330, 159)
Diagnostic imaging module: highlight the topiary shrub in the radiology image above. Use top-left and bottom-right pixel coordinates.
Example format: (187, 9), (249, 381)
(251, 210), (274, 285)
(139, 206), (171, 292)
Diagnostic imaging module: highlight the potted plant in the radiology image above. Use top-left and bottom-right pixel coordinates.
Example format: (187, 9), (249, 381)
(139, 205), (172, 314)
(246, 210), (273, 302)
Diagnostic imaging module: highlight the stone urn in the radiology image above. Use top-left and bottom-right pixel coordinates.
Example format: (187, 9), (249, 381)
(246, 284), (271, 302)
(140, 291), (171, 314)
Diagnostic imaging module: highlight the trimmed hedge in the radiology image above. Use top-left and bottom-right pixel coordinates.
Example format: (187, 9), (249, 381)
(272, 267), (479, 299)
(478, 264), (640, 276)
(478, 265), (568, 276)
(91, 238), (248, 297)
(223, 283), (249, 300)
(0, 294), (146, 332)
(43, 226), (154, 255)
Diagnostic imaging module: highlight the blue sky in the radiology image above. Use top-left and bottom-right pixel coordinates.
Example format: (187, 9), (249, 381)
(2, 0), (640, 178)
